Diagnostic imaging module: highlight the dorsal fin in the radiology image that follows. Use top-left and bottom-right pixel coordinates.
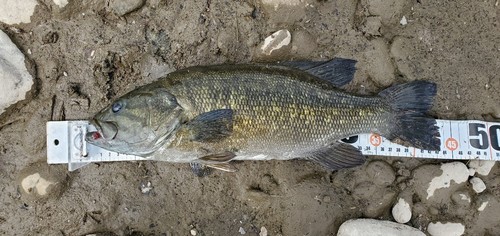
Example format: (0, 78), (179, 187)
(278, 58), (357, 87)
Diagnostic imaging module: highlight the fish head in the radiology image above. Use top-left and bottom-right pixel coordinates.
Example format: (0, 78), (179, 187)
(86, 87), (184, 156)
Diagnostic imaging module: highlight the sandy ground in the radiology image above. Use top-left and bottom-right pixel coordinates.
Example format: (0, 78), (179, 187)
(0, 0), (499, 235)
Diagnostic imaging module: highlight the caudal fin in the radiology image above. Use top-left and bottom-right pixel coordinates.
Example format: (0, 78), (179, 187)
(379, 81), (441, 151)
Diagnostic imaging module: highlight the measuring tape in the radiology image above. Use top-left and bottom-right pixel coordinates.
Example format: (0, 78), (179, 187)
(46, 120), (500, 171)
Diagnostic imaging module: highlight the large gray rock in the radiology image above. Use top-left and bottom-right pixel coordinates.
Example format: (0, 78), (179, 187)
(0, 30), (34, 115)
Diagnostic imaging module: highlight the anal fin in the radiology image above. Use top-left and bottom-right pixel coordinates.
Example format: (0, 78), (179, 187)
(304, 141), (366, 171)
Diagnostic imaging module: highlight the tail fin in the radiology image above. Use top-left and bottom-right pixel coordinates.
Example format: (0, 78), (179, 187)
(379, 81), (441, 151)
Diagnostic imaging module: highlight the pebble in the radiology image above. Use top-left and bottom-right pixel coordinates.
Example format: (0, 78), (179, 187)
(109, 0), (146, 16)
(259, 226), (268, 236)
(392, 198), (412, 223)
(361, 16), (382, 36)
(426, 162), (469, 200)
(477, 201), (488, 211)
(427, 222), (465, 236)
(400, 16), (408, 25)
(451, 191), (471, 205)
(239, 227), (246, 234)
(468, 160), (495, 176)
(140, 181), (153, 194)
(366, 161), (396, 186)
(469, 177), (486, 193)
(53, 0), (68, 8)
(190, 229), (197, 236)
(337, 219), (425, 236)
(0, 30), (34, 115)
(258, 29), (291, 56)
(0, 0), (38, 24)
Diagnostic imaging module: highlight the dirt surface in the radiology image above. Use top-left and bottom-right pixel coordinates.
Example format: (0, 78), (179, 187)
(1, 0), (499, 235)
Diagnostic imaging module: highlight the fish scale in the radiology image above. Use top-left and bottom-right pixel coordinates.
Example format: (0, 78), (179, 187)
(163, 66), (389, 157)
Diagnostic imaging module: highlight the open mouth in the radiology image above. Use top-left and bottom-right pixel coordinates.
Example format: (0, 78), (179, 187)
(86, 119), (118, 142)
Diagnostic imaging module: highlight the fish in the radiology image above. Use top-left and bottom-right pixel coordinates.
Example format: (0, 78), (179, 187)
(85, 58), (440, 176)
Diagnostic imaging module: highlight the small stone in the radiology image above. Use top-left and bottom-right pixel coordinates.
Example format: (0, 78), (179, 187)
(140, 181), (153, 194)
(428, 206), (439, 215)
(426, 162), (469, 200)
(392, 198), (412, 223)
(468, 168), (476, 176)
(427, 222), (465, 236)
(0, 0), (38, 24)
(239, 227), (246, 235)
(477, 201), (488, 211)
(109, 0), (146, 16)
(400, 16), (408, 25)
(257, 29), (291, 57)
(451, 191), (471, 205)
(190, 229), (197, 236)
(468, 160), (496, 176)
(0, 30), (35, 115)
(259, 226), (268, 236)
(337, 219), (425, 236)
(469, 177), (486, 193)
(53, 0), (68, 8)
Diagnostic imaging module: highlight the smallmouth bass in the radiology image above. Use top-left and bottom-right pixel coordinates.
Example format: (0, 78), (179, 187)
(86, 58), (440, 175)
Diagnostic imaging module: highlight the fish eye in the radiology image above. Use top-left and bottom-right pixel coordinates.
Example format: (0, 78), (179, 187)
(112, 101), (123, 113)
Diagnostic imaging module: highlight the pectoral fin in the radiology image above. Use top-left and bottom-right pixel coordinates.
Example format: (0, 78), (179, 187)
(187, 109), (233, 142)
(304, 141), (366, 171)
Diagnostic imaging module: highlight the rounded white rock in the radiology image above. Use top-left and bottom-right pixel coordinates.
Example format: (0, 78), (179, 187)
(337, 219), (425, 236)
(427, 222), (465, 236)
(392, 198), (412, 223)
(468, 160), (496, 176)
(469, 177), (486, 193)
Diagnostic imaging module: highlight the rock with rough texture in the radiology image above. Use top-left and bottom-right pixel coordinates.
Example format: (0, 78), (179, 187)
(337, 219), (425, 236)
(109, 0), (146, 16)
(426, 162), (469, 199)
(366, 161), (396, 186)
(0, 30), (34, 115)
(392, 198), (412, 223)
(451, 190), (471, 206)
(17, 162), (68, 201)
(427, 222), (465, 236)
(365, 38), (395, 87)
(366, 0), (408, 25)
(468, 160), (495, 176)
(469, 177), (486, 193)
(0, 0), (38, 24)
(256, 29), (291, 58)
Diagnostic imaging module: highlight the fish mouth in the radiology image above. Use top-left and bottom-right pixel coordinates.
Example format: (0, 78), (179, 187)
(86, 119), (118, 142)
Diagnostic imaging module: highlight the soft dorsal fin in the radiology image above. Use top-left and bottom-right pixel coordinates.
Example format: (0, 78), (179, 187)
(278, 58), (357, 87)
(186, 109), (233, 142)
